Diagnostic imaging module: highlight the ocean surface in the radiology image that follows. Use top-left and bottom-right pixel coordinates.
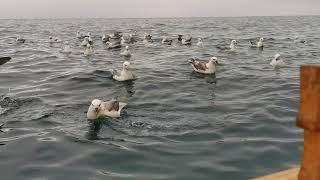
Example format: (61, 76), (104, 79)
(0, 16), (319, 180)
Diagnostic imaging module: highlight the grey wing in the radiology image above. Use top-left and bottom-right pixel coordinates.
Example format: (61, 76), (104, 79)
(105, 101), (119, 111)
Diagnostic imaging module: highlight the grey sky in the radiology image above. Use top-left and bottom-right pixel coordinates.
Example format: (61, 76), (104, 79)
(1, 0), (320, 19)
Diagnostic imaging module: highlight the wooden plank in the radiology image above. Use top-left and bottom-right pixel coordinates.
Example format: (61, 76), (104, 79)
(254, 168), (299, 180)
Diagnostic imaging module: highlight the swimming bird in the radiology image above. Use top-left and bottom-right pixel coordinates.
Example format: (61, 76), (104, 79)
(88, 34), (93, 45)
(49, 36), (61, 43)
(230, 40), (237, 50)
(102, 34), (110, 43)
(197, 38), (203, 47)
(143, 34), (153, 44)
(270, 53), (285, 68)
(76, 31), (83, 39)
(120, 37), (126, 46)
(188, 57), (218, 74)
(120, 46), (132, 57)
(128, 34), (136, 44)
(182, 35), (192, 45)
(84, 44), (93, 56)
(0, 57), (11, 65)
(16, 36), (25, 43)
(162, 36), (173, 45)
(177, 35), (183, 42)
(250, 37), (264, 48)
(62, 41), (72, 54)
(294, 36), (306, 43)
(112, 61), (135, 81)
(87, 99), (127, 119)
(81, 37), (89, 46)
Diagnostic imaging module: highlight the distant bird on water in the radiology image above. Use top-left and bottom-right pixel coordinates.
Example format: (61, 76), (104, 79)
(270, 53), (285, 68)
(197, 38), (203, 47)
(120, 46), (132, 58)
(16, 36), (25, 43)
(84, 44), (93, 56)
(250, 37), (264, 48)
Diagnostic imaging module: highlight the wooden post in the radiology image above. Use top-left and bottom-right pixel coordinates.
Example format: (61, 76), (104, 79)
(296, 65), (320, 180)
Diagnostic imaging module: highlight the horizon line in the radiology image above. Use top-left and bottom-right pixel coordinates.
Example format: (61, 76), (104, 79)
(0, 14), (319, 20)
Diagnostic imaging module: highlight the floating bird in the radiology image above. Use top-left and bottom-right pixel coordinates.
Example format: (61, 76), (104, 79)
(0, 57), (11, 66)
(120, 37), (126, 46)
(294, 36), (306, 43)
(182, 35), (192, 45)
(143, 34), (153, 44)
(87, 99), (127, 119)
(84, 44), (93, 56)
(177, 35), (183, 42)
(49, 36), (61, 43)
(162, 36), (173, 45)
(81, 37), (89, 46)
(250, 37), (264, 48)
(197, 38), (203, 47)
(120, 46), (132, 57)
(83, 32), (91, 38)
(270, 53), (285, 68)
(188, 57), (218, 74)
(112, 61), (135, 81)
(216, 40), (237, 51)
(16, 36), (25, 43)
(62, 41), (72, 54)
(229, 40), (237, 50)
(102, 34), (110, 43)
(106, 41), (121, 49)
(128, 34), (136, 44)
(76, 31), (83, 39)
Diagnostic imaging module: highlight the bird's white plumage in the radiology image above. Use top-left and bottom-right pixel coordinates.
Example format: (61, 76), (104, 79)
(84, 44), (93, 56)
(87, 99), (127, 119)
(230, 40), (237, 50)
(120, 46), (132, 57)
(81, 37), (89, 46)
(189, 57), (218, 74)
(112, 61), (135, 81)
(62, 41), (72, 54)
(270, 53), (285, 67)
(197, 38), (203, 47)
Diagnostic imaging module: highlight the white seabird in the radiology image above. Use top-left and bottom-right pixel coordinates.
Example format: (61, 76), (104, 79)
(49, 36), (61, 43)
(84, 44), (93, 56)
(87, 99), (127, 119)
(182, 35), (192, 45)
(120, 46), (132, 57)
(270, 53), (285, 68)
(197, 38), (203, 47)
(120, 37), (126, 46)
(294, 36), (306, 43)
(230, 40), (237, 50)
(162, 36), (173, 45)
(188, 57), (218, 74)
(250, 37), (264, 48)
(81, 37), (89, 46)
(143, 34), (153, 44)
(76, 31), (82, 39)
(16, 35), (25, 43)
(62, 41), (72, 54)
(112, 61), (135, 81)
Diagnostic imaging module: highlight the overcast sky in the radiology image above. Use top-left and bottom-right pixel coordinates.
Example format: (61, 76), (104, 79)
(1, 0), (320, 19)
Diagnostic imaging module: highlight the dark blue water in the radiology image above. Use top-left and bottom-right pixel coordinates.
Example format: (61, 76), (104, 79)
(1, 16), (319, 179)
